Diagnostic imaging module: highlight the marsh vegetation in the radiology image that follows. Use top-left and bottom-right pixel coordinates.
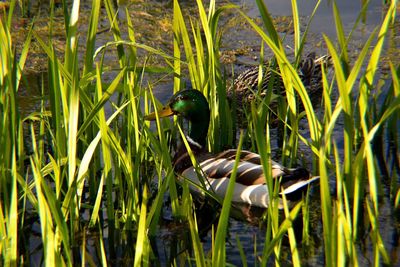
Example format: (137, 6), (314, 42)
(0, 0), (399, 266)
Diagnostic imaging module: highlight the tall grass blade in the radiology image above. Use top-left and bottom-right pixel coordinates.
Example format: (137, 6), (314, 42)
(332, 1), (349, 74)
(282, 194), (300, 267)
(318, 141), (333, 267)
(254, 0), (282, 47)
(148, 90), (180, 215)
(358, 0), (396, 240)
(213, 133), (244, 266)
(238, 9), (321, 147)
(295, 0), (321, 65)
(185, 188), (206, 267)
(291, 0), (300, 57)
(83, 0), (100, 75)
(134, 187), (150, 266)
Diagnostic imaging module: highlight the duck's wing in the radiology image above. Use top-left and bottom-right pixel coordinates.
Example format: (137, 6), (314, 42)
(180, 149), (317, 208)
(179, 149), (318, 208)
(202, 149), (312, 187)
(180, 155), (271, 208)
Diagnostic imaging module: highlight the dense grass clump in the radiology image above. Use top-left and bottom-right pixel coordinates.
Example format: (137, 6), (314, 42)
(0, 0), (399, 266)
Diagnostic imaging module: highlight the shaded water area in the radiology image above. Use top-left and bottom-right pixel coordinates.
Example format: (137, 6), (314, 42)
(10, 0), (400, 265)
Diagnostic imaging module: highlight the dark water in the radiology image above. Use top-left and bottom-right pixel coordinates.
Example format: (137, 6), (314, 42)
(13, 0), (400, 265)
(248, 0), (383, 37)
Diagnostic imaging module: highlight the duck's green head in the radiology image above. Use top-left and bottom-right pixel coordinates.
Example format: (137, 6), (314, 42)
(145, 89), (210, 147)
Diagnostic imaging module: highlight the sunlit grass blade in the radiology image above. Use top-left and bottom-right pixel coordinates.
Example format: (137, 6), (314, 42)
(95, 64), (114, 224)
(358, 0), (396, 219)
(290, 0), (300, 56)
(261, 202), (302, 260)
(31, 157), (57, 265)
(1, 0), (398, 264)
(102, 0), (126, 65)
(7, 152), (18, 265)
(76, 67), (126, 138)
(184, 185), (206, 267)
(295, 0), (321, 65)
(318, 140), (333, 267)
(213, 133), (244, 267)
(254, 0), (282, 47)
(332, 1), (349, 73)
(282, 194), (300, 267)
(366, 199), (390, 265)
(147, 89), (180, 215)
(97, 223), (107, 266)
(172, 1), (182, 94)
(323, 35), (354, 196)
(238, 9), (321, 147)
(83, 0), (100, 75)
(134, 187), (150, 266)
(93, 41), (175, 64)
(0, 14), (33, 265)
(173, 0), (200, 90)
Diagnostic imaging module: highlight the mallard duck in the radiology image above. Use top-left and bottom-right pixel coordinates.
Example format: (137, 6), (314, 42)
(145, 89), (319, 208)
(228, 53), (331, 124)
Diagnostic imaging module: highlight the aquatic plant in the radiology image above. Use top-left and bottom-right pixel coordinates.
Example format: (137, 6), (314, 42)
(0, 0), (399, 266)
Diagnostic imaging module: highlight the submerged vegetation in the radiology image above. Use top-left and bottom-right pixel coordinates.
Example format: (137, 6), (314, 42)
(0, 0), (399, 266)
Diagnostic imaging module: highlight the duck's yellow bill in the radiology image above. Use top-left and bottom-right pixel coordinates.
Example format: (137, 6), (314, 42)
(144, 106), (174, 121)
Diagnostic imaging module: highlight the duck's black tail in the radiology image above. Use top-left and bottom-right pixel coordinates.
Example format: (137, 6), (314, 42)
(279, 167), (320, 202)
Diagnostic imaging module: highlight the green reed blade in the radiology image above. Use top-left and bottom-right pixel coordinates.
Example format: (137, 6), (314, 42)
(102, 0), (126, 66)
(332, 1), (348, 70)
(176, 124), (221, 204)
(0, 204), (5, 254)
(31, 158), (56, 265)
(238, 9), (321, 147)
(146, 161), (172, 235)
(346, 29), (377, 89)
(96, 64), (114, 224)
(359, 0), (396, 215)
(366, 199), (391, 265)
(148, 90), (180, 215)
(254, 0), (281, 47)
(96, 223), (107, 266)
(296, 0), (321, 65)
(262, 202), (302, 259)
(7, 151), (18, 264)
(0, 15), (32, 265)
(88, 173), (105, 228)
(282, 194), (300, 267)
(174, 0), (200, 90)
(191, 22), (205, 89)
(77, 67), (126, 138)
(5, 0), (16, 27)
(172, 1), (182, 94)
(39, 169), (72, 264)
(319, 143), (333, 267)
(125, 6), (137, 66)
(75, 101), (130, 211)
(134, 186), (150, 266)
(290, 0), (300, 56)
(83, 0), (101, 75)
(195, 0), (214, 69)
(395, 189), (400, 209)
(324, 35), (355, 197)
(185, 187), (206, 267)
(213, 133), (244, 267)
